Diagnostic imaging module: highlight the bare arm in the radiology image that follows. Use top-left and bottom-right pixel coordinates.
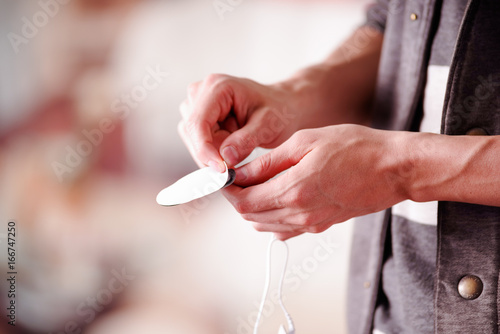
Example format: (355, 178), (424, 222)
(400, 132), (500, 207)
(275, 26), (384, 129)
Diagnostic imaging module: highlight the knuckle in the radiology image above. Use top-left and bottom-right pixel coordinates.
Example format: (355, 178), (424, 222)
(273, 195), (284, 210)
(308, 224), (326, 234)
(308, 226), (322, 234)
(201, 74), (235, 109)
(297, 213), (313, 227)
(179, 100), (192, 119)
(252, 223), (266, 232)
(287, 188), (304, 207)
(241, 213), (253, 222)
(205, 73), (229, 88)
(290, 129), (304, 142)
(177, 121), (186, 137)
(256, 155), (272, 175)
(187, 81), (201, 98)
(290, 129), (315, 147)
(233, 200), (250, 214)
(287, 132), (302, 151)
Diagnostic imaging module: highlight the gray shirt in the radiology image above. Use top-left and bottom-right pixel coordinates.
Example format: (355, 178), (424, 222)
(348, 0), (500, 333)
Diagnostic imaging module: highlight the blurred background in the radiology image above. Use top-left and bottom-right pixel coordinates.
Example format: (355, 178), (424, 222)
(0, 0), (370, 333)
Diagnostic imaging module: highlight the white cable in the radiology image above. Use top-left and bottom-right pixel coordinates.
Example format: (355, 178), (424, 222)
(254, 235), (295, 334)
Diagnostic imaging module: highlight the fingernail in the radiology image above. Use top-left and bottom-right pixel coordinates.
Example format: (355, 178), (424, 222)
(221, 146), (239, 166)
(208, 160), (225, 173)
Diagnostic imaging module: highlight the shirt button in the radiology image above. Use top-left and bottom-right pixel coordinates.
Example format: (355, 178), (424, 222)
(410, 13), (418, 21)
(466, 127), (488, 136)
(363, 281), (371, 289)
(458, 275), (483, 300)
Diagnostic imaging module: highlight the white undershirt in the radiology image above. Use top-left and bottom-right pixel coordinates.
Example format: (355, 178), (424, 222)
(391, 65), (450, 227)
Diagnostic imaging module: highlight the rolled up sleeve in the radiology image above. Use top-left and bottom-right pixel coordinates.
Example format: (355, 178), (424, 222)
(364, 0), (390, 32)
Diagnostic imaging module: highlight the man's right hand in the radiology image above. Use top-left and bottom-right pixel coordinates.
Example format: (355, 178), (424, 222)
(178, 74), (300, 172)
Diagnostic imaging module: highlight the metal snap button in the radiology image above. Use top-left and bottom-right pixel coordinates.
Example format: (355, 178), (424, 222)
(458, 275), (483, 300)
(466, 128), (488, 136)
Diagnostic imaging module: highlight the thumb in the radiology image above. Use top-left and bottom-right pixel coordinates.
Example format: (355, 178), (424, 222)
(232, 132), (311, 187)
(219, 108), (283, 166)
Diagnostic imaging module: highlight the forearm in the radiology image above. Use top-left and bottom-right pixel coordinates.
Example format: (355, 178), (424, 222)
(395, 132), (500, 207)
(274, 26), (384, 129)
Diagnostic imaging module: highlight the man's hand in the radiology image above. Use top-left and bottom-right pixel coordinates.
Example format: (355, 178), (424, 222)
(178, 74), (300, 172)
(178, 27), (384, 173)
(222, 125), (407, 240)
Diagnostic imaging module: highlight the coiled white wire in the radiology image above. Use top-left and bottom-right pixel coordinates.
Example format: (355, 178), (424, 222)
(253, 235), (295, 334)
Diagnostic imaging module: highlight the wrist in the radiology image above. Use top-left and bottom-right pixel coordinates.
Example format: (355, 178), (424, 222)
(380, 130), (446, 204)
(272, 64), (331, 129)
(399, 133), (500, 206)
(271, 27), (383, 130)
(377, 131), (414, 203)
(391, 132), (460, 204)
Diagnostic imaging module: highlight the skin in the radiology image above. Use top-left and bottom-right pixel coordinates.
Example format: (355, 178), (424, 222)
(178, 26), (500, 240)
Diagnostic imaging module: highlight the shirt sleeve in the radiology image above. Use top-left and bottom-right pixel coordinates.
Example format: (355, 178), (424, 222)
(364, 0), (390, 33)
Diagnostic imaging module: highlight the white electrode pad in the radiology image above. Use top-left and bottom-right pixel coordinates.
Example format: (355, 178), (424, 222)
(156, 162), (235, 206)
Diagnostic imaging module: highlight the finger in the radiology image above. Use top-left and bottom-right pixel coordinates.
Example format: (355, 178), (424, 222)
(179, 120), (228, 170)
(179, 100), (192, 121)
(178, 120), (205, 169)
(251, 222), (301, 234)
(223, 155), (313, 214)
(224, 169), (336, 225)
(186, 78), (237, 171)
(233, 133), (312, 186)
(223, 182), (289, 213)
(219, 108), (287, 166)
(250, 219), (330, 235)
(218, 109), (266, 166)
(187, 81), (202, 103)
(240, 204), (330, 228)
(212, 128), (231, 152)
(185, 116), (225, 172)
(220, 114), (239, 133)
(274, 231), (303, 241)
(250, 215), (333, 234)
